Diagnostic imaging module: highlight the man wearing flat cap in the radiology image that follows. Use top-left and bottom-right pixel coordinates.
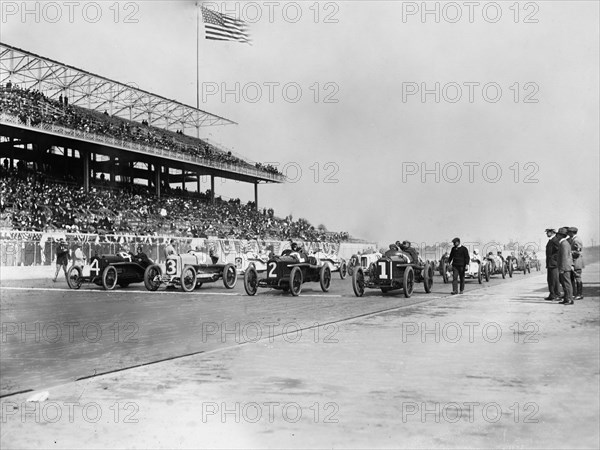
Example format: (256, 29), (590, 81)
(448, 237), (470, 295)
(556, 228), (574, 305)
(544, 228), (561, 300)
(567, 227), (584, 299)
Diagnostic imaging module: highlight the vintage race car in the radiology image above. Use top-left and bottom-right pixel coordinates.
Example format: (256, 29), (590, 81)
(505, 253), (530, 277)
(351, 247), (434, 298)
(311, 251), (348, 279)
(439, 254), (452, 283)
(243, 249), (331, 296)
(481, 254), (507, 281)
(66, 252), (151, 290)
(232, 252), (269, 274)
(465, 257), (483, 283)
(347, 252), (382, 276)
(144, 250), (237, 292)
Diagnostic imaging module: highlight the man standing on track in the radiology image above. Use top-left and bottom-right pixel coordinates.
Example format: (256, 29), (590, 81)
(52, 238), (70, 282)
(568, 226), (584, 300)
(556, 227), (574, 305)
(448, 237), (470, 295)
(544, 228), (561, 301)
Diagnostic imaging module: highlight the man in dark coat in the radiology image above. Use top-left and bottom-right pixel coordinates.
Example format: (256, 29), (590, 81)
(448, 237), (470, 295)
(52, 238), (70, 282)
(544, 228), (561, 300)
(556, 228), (574, 305)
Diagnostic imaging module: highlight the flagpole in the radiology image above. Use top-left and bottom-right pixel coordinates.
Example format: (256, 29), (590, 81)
(196, 2), (200, 138)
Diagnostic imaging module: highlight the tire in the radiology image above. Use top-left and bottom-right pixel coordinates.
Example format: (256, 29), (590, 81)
(508, 262), (513, 278)
(244, 265), (258, 296)
(320, 264), (331, 292)
(180, 266), (197, 292)
(441, 260), (449, 284)
(222, 263), (237, 289)
(289, 266), (303, 296)
(424, 262), (434, 293)
(501, 263), (506, 279)
(67, 266), (83, 290)
(339, 260), (347, 280)
(403, 266), (414, 298)
(352, 267), (365, 297)
(144, 264), (162, 291)
(527, 264), (531, 274)
(102, 265), (118, 290)
(484, 264), (490, 282)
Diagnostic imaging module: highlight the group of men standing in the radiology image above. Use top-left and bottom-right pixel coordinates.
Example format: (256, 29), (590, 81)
(545, 227), (584, 305)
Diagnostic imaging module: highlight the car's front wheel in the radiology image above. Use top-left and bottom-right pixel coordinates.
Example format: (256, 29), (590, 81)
(67, 266), (83, 290)
(102, 265), (118, 290)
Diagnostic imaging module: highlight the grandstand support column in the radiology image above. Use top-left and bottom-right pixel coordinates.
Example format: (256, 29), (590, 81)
(210, 176), (215, 204)
(155, 164), (161, 198)
(254, 182), (259, 210)
(82, 151), (90, 193)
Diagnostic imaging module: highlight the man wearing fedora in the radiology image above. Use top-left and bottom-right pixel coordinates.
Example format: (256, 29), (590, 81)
(544, 228), (561, 300)
(448, 237), (470, 295)
(556, 228), (574, 305)
(567, 226), (584, 300)
(53, 238), (70, 282)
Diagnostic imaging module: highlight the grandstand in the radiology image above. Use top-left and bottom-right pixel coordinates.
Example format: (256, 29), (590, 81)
(0, 43), (351, 243)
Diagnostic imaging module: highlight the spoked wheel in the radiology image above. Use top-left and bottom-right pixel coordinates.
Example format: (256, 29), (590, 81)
(441, 260), (449, 284)
(484, 263), (490, 282)
(424, 262), (434, 293)
(352, 267), (365, 297)
(222, 263), (237, 289)
(339, 261), (347, 280)
(501, 263), (506, 279)
(102, 265), (118, 290)
(67, 266), (83, 290)
(320, 264), (331, 292)
(244, 265), (258, 296)
(403, 266), (414, 298)
(180, 266), (197, 292)
(289, 266), (303, 296)
(144, 264), (162, 291)
(508, 262), (513, 278)
(477, 265), (482, 284)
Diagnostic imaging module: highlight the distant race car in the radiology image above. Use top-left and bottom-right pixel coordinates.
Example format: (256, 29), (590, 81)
(351, 246), (434, 298)
(505, 253), (530, 277)
(243, 248), (331, 296)
(233, 252), (269, 274)
(464, 256), (483, 284)
(347, 252), (382, 276)
(66, 252), (152, 290)
(144, 249), (237, 292)
(481, 253), (507, 281)
(311, 251), (348, 279)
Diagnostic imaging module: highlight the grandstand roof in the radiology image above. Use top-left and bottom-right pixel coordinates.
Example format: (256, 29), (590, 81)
(0, 42), (236, 130)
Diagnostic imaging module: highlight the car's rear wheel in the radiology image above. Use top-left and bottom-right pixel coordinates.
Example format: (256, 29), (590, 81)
(180, 266), (197, 292)
(244, 265), (258, 296)
(320, 264), (331, 292)
(352, 267), (365, 297)
(403, 266), (414, 298)
(339, 261), (347, 279)
(424, 262), (434, 293)
(144, 264), (162, 291)
(477, 265), (482, 284)
(67, 266), (83, 290)
(441, 260), (449, 284)
(508, 261), (513, 278)
(501, 263), (506, 279)
(222, 263), (237, 289)
(290, 266), (302, 296)
(484, 263), (490, 282)
(102, 265), (118, 290)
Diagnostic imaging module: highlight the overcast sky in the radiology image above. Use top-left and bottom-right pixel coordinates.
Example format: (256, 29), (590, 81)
(2, 1), (598, 248)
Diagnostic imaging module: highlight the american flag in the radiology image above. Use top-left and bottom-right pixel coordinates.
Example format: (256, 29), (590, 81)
(201, 6), (251, 44)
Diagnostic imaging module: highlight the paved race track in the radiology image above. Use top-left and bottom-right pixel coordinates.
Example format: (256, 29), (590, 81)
(1, 270), (520, 397)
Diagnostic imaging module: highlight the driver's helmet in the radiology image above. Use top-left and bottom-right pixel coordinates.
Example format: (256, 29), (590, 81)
(473, 249), (479, 255)
(137, 245), (143, 253)
(291, 242), (298, 252)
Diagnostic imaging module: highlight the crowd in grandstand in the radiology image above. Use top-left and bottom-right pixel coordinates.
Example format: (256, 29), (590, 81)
(0, 167), (350, 243)
(0, 83), (282, 176)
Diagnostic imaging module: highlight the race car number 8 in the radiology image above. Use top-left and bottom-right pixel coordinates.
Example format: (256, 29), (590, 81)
(379, 261), (389, 279)
(166, 259), (176, 275)
(268, 262), (277, 278)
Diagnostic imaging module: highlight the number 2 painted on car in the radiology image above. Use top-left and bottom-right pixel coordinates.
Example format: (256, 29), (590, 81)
(268, 262), (277, 278)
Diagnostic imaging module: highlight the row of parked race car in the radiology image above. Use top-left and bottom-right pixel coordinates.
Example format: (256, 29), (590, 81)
(64, 243), (540, 297)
